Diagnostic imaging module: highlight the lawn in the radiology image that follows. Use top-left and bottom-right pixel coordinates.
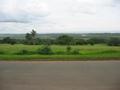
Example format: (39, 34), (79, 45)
(0, 44), (120, 60)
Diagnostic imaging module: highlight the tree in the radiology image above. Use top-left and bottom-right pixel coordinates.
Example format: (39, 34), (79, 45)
(56, 35), (74, 45)
(25, 30), (37, 45)
(31, 29), (37, 45)
(107, 37), (120, 46)
(2, 37), (11, 44)
(72, 49), (80, 55)
(88, 38), (106, 44)
(87, 38), (95, 45)
(2, 37), (16, 45)
(75, 39), (87, 45)
(9, 39), (16, 45)
(26, 33), (32, 40)
(25, 33), (32, 44)
(37, 45), (53, 55)
(66, 46), (72, 54)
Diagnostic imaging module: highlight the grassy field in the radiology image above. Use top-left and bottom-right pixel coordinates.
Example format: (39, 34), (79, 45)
(0, 44), (120, 60)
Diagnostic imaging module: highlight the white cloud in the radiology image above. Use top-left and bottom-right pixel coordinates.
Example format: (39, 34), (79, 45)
(0, 0), (49, 23)
(0, 0), (120, 33)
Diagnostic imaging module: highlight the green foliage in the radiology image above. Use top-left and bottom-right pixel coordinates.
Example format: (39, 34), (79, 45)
(66, 46), (72, 54)
(37, 45), (53, 55)
(88, 38), (106, 44)
(55, 51), (65, 55)
(72, 49), (80, 55)
(96, 50), (120, 54)
(1, 37), (16, 45)
(25, 33), (32, 44)
(75, 39), (87, 45)
(56, 35), (74, 45)
(0, 51), (5, 55)
(2, 37), (11, 43)
(107, 37), (120, 46)
(25, 30), (37, 45)
(87, 39), (95, 45)
(16, 49), (29, 55)
(0, 44), (120, 60)
(41, 39), (55, 45)
(1, 33), (120, 46)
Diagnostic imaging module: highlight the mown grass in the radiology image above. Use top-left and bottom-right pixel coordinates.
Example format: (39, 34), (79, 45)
(0, 44), (120, 60)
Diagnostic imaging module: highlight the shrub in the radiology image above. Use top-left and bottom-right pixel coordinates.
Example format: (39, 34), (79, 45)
(75, 39), (87, 45)
(56, 35), (74, 45)
(56, 51), (65, 55)
(72, 49), (80, 55)
(107, 37), (120, 46)
(66, 46), (72, 53)
(37, 45), (53, 55)
(0, 51), (5, 55)
(16, 49), (29, 55)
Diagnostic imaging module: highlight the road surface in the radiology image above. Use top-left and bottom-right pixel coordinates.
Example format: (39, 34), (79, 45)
(0, 61), (120, 90)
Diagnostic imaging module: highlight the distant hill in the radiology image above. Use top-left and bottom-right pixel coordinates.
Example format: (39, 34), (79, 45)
(0, 33), (120, 39)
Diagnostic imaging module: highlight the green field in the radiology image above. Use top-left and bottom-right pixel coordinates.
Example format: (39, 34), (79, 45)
(0, 44), (120, 60)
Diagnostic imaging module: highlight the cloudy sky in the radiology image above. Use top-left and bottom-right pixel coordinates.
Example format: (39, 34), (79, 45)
(0, 0), (120, 33)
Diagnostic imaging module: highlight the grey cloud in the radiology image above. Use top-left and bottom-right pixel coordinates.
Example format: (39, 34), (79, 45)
(0, 0), (50, 23)
(114, 0), (120, 3)
(0, 20), (29, 23)
(0, 0), (120, 33)
(112, 0), (120, 6)
(0, 13), (48, 23)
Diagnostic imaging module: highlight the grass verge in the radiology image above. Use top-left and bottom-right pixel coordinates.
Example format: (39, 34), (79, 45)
(0, 44), (120, 61)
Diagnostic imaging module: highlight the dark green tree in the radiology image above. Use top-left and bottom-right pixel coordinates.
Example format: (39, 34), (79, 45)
(2, 37), (11, 44)
(37, 45), (53, 55)
(88, 38), (106, 44)
(66, 46), (72, 54)
(75, 39), (87, 45)
(31, 29), (37, 45)
(107, 37), (120, 46)
(2, 37), (16, 45)
(56, 35), (74, 45)
(25, 30), (37, 45)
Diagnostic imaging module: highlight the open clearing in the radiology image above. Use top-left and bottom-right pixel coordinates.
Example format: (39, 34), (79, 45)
(0, 44), (120, 60)
(0, 61), (120, 90)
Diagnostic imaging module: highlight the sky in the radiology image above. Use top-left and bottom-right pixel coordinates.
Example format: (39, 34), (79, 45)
(0, 0), (120, 33)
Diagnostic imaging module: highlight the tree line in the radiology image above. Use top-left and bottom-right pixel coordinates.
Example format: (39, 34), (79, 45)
(0, 30), (120, 46)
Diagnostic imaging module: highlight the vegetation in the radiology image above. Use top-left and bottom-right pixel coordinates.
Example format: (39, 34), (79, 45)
(25, 29), (37, 45)
(37, 45), (53, 55)
(0, 30), (120, 60)
(56, 35), (74, 45)
(0, 44), (119, 60)
(66, 46), (72, 54)
(107, 37), (120, 46)
(0, 31), (119, 46)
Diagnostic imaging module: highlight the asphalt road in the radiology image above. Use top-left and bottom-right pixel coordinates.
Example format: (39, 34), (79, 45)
(0, 61), (120, 90)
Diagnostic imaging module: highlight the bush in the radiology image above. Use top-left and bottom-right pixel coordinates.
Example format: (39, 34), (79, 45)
(37, 45), (53, 55)
(56, 35), (74, 45)
(107, 37), (120, 46)
(16, 49), (29, 55)
(56, 51), (65, 55)
(1, 37), (17, 45)
(72, 49), (80, 55)
(0, 51), (5, 55)
(66, 46), (72, 53)
(75, 39), (87, 45)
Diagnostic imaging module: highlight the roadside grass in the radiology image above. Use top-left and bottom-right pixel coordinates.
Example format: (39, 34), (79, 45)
(0, 44), (120, 60)
(0, 54), (120, 61)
